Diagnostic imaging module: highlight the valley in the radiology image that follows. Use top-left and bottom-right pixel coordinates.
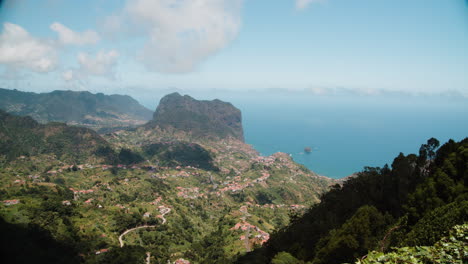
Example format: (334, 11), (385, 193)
(0, 90), (465, 264)
(0, 91), (334, 263)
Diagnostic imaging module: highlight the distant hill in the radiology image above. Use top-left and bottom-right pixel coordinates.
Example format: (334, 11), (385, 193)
(147, 92), (244, 141)
(0, 88), (152, 131)
(0, 110), (116, 163)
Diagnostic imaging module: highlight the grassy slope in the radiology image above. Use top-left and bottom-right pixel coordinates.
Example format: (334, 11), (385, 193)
(0, 125), (334, 263)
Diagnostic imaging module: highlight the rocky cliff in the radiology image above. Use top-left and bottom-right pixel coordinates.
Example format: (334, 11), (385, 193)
(148, 92), (244, 141)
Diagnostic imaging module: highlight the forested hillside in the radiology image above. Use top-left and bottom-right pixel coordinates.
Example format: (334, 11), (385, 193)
(238, 138), (468, 264)
(0, 110), (115, 163)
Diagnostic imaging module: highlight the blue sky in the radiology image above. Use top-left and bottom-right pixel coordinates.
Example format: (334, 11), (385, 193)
(0, 0), (467, 98)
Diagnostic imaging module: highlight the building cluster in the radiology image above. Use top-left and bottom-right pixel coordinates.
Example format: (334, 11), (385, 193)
(2, 199), (20, 206)
(230, 221), (270, 245)
(176, 187), (205, 199)
(214, 171), (271, 196)
(95, 248), (109, 255)
(69, 187), (95, 201)
(174, 258), (190, 264)
(13, 179), (25, 185)
(251, 156), (276, 167)
(149, 196), (163, 205)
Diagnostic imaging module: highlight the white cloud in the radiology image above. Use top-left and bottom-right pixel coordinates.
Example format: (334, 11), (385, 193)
(62, 69), (74, 81)
(104, 0), (243, 73)
(78, 50), (119, 76)
(50, 22), (100, 45)
(296, 0), (324, 10)
(63, 50), (120, 81)
(0, 23), (57, 72)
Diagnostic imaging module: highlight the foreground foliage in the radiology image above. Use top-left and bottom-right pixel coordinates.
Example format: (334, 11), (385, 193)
(356, 224), (468, 264)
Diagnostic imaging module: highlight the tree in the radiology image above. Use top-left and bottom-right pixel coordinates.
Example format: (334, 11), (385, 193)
(94, 246), (145, 264)
(312, 206), (392, 264)
(419, 137), (440, 161)
(271, 252), (303, 264)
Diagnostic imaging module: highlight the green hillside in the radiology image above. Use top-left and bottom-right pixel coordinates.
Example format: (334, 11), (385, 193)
(0, 109), (333, 263)
(1, 92), (465, 264)
(0, 110), (115, 163)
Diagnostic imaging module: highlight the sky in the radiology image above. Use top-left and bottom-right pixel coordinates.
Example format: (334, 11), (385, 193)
(0, 0), (467, 101)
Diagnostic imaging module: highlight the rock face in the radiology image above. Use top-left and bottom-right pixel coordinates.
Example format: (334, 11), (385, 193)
(0, 88), (153, 131)
(150, 93), (244, 141)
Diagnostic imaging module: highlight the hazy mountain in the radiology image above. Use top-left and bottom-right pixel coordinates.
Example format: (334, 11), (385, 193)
(0, 88), (153, 131)
(147, 92), (244, 141)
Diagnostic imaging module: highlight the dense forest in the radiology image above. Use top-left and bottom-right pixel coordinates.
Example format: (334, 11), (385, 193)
(237, 137), (467, 264)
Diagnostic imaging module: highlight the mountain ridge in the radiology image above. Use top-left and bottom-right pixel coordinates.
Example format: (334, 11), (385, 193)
(0, 88), (153, 131)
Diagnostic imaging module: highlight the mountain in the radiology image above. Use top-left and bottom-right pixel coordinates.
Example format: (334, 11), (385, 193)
(147, 92), (244, 141)
(0, 88), (153, 131)
(238, 137), (468, 264)
(0, 110), (116, 163)
(3, 90), (465, 264)
(0, 93), (335, 264)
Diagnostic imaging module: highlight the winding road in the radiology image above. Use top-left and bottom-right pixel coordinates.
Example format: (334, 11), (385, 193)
(119, 225), (158, 247)
(119, 208), (171, 248)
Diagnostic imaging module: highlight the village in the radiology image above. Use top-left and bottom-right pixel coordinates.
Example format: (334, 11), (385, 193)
(0, 139), (332, 264)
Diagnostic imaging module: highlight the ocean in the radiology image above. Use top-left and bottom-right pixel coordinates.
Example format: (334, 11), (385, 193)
(140, 91), (468, 179)
(231, 93), (468, 179)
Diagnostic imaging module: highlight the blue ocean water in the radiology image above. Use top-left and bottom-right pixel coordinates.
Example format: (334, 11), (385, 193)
(228, 94), (468, 179)
(141, 92), (468, 179)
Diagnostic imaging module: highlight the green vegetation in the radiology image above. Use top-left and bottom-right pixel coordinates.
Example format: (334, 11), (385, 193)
(143, 142), (218, 171)
(238, 137), (468, 264)
(356, 224), (468, 264)
(0, 110), (332, 263)
(0, 216), (82, 263)
(0, 110), (114, 163)
(1, 92), (465, 263)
